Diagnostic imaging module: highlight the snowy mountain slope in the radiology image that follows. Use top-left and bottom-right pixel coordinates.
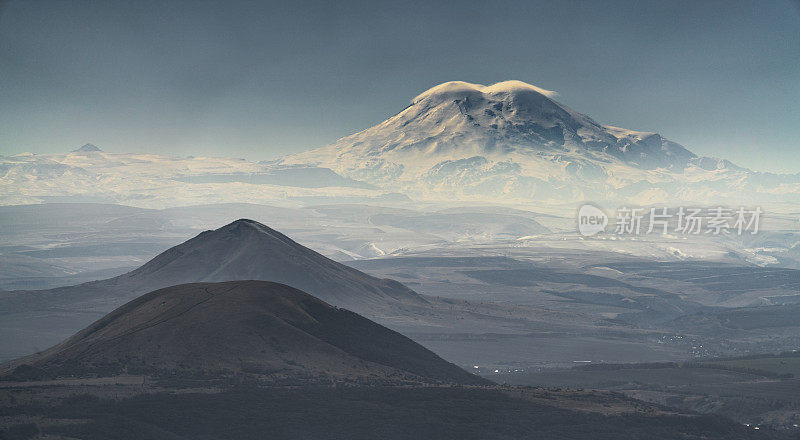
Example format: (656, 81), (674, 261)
(0, 147), (396, 208)
(281, 81), (800, 205)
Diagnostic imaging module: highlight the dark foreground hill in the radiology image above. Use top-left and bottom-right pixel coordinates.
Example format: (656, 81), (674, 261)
(0, 219), (597, 365)
(0, 283), (781, 439)
(0, 281), (483, 385)
(0, 386), (786, 440)
(0, 219), (435, 360)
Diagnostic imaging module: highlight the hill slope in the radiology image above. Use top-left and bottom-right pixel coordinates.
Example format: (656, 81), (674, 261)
(120, 218), (422, 307)
(0, 219), (424, 314)
(1, 280), (483, 385)
(0, 219), (604, 364)
(0, 219), (439, 360)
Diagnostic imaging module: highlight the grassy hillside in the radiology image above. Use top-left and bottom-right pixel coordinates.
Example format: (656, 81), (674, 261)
(1, 386), (785, 440)
(702, 353), (800, 378)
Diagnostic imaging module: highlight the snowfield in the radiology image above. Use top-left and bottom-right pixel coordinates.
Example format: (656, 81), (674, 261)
(0, 148), (396, 208)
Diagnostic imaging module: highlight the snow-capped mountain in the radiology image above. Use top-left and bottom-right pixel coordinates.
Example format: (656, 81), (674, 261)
(281, 81), (800, 206)
(2, 80), (798, 209)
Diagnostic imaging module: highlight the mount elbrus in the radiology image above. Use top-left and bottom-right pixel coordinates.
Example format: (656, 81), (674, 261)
(2, 81), (798, 208)
(281, 80), (797, 205)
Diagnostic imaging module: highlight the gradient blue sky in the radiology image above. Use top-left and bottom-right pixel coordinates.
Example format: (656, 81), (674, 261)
(1, 0), (798, 172)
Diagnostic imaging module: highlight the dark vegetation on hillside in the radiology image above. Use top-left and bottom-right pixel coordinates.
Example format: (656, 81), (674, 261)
(1, 281), (484, 386)
(1, 387), (789, 440)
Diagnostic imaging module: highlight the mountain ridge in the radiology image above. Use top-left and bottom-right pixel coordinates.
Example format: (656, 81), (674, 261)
(119, 218), (425, 307)
(0, 219), (425, 315)
(280, 80), (799, 205)
(0, 218), (597, 363)
(71, 143), (102, 152)
(2, 82), (798, 207)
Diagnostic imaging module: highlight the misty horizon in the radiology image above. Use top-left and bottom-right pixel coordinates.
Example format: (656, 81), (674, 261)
(1, 0), (799, 173)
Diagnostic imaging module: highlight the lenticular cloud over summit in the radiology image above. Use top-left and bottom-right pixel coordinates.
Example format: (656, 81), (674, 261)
(411, 80), (559, 102)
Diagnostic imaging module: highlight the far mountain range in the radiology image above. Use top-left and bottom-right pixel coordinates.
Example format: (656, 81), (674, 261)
(2, 81), (798, 208)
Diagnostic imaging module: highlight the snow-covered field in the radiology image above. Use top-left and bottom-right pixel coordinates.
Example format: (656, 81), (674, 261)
(0, 147), (396, 208)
